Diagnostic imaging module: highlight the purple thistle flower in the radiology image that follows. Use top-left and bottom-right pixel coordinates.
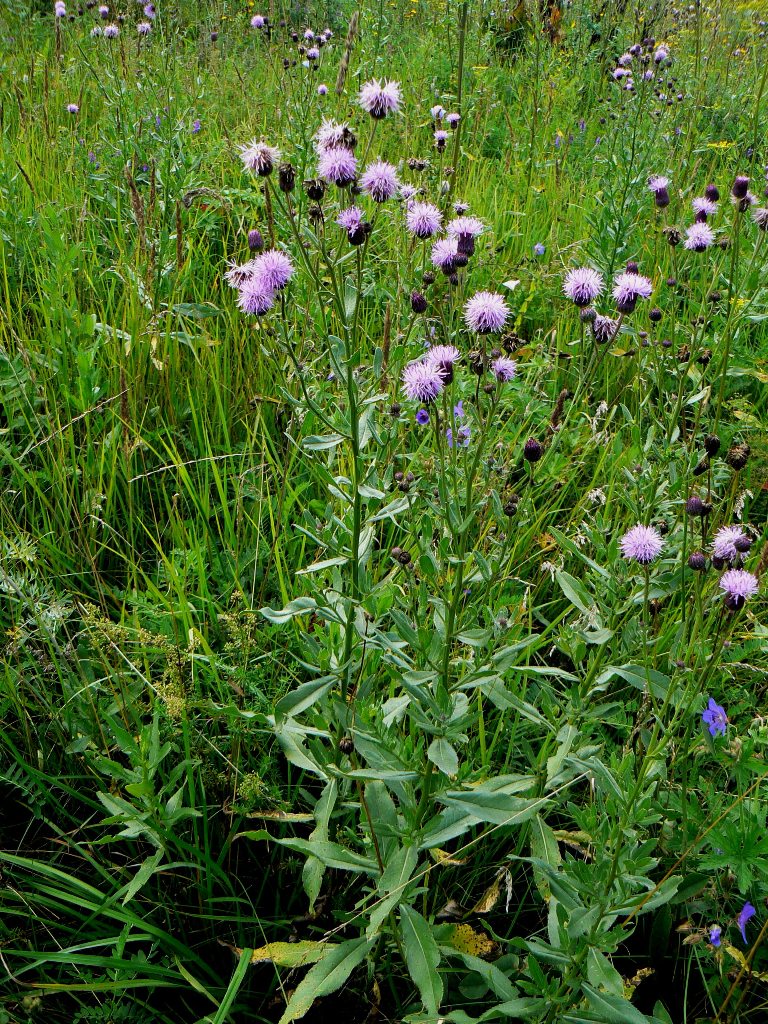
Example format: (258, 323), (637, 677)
(620, 524), (663, 564)
(692, 196), (718, 219)
(303, 28), (314, 40)
(248, 229), (264, 252)
(446, 112), (460, 127)
(252, 250), (294, 291)
(434, 129), (449, 150)
(709, 925), (722, 947)
(463, 291), (510, 334)
(430, 104), (445, 120)
(424, 345), (460, 384)
(143, 2), (155, 17)
(137, 20), (151, 34)
(317, 84), (328, 96)
(306, 46), (320, 59)
(359, 79), (402, 119)
(612, 271), (653, 313)
(402, 360), (446, 403)
(647, 175), (670, 194)
(618, 51), (633, 66)
(318, 146), (357, 187)
(90, 25), (103, 36)
(430, 237), (459, 273)
(54, 0), (66, 15)
(491, 356), (517, 381)
(684, 222), (715, 251)
(251, 14), (265, 27)
(719, 569), (759, 610)
(612, 67), (631, 80)
(399, 184), (419, 203)
(103, 23), (119, 36)
(237, 277), (275, 315)
(66, 103), (79, 114)
(447, 215), (484, 240)
(738, 903), (756, 945)
(416, 408), (429, 425)
(360, 159), (399, 202)
(224, 260), (256, 289)
(702, 698), (727, 737)
(98, 3), (108, 14)
(563, 267), (604, 307)
(239, 140), (280, 176)
(336, 206), (364, 232)
(406, 201), (442, 239)
(752, 207), (768, 230)
(314, 118), (352, 154)
(654, 45), (669, 63)
(712, 526), (749, 563)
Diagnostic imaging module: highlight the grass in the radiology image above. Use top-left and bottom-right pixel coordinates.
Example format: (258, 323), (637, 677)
(1, 0), (768, 1021)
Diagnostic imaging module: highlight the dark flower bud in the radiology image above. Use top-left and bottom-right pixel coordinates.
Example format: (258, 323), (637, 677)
(661, 338), (672, 348)
(726, 442), (750, 470)
(448, 272), (459, 287)
(339, 736), (354, 754)
(625, 261), (639, 273)
(732, 175), (749, 199)
(657, 520), (670, 535)
(724, 593), (746, 612)
(391, 547), (411, 565)
(692, 457), (709, 476)
(453, 252), (468, 268)
(734, 535), (753, 553)
(697, 348), (712, 367)
(688, 551), (707, 571)
(348, 224), (366, 245)
(304, 178), (326, 201)
(685, 496), (710, 517)
(457, 233), (475, 257)
(397, 480), (411, 492)
(406, 472), (415, 483)
(308, 204), (324, 225)
(649, 307), (662, 322)
(615, 294), (638, 314)
(291, 31), (298, 41)
(278, 162), (296, 192)
(349, 181), (362, 196)
(523, 438), (543, 463)
(410, 291), (427, 313)
(694, 209), (709, 224)
(663, 227), (682, 246)
(468, 351), (485, 375)
(503, 496), (519, 516)
(655, 187), (670, 208)
(248, 228), (264, 252)
(703, 434), (720, 456)
(389, 403), (401, 418)
(580, 307), (597, 323)
(705, 183), (719, 202)
(408, 158), (427, 171)
(712, 554), (725, 569)
(283, 58), (290, 69)
(708, 291), (721, 304)
(666, 276), (677, 288)
(422, 271), (436, 286)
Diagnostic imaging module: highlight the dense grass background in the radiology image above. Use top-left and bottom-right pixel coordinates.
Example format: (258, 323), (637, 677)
(1, 0), (767, 1021)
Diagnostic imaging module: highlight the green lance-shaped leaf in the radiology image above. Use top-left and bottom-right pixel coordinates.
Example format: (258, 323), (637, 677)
(399, 904), (443, 1017)
(278, 937), (372, 1024)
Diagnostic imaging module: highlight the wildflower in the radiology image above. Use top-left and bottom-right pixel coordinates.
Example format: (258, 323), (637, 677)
(523, 438), (543, 463)
(654, 45), (669, 63)
(689, 552), (706, 571)
(592, 314), (619, 344)
(618, 51), (633, 66)
(446, 112), (460, 127)
(692, 196), (718, 219)
(143, 2), (155, 17)
(406, 201), (442, 239)
(648, 174), (669, 193)
(424, 344), (460, 383)
(224, 260), (256, 288)
(54, 0), (66, 15)
(464, 291), (510, 334)
(719, 569), (759, 610)
(620, 524), (663, 564)
(318, 147), (357, 187)
(103, 23), (118, 36)
(732, 175), (749, 199)
(612, 271), (653, 313)
(247, 229), (263, 252)
(709, 925), (722, 947)
(317, 84), (328, 96)
(447, 424), (471, 448)
(433, 129), (449, 151)
(430, 237), (459, 274)
(563, 267), (604, 307)
(252, 250), (294, 291)
(752, 207), (768, 230)
(192, 118), (201, 133)
(91, 25), (103, 36)
(98, 4), (108, 14)
(336, 206), (364, 233)
(612, 68), (631, 80)
(712, 526), (749, 563)
(491, 356), (516, 381)
(66, 103), (79, 114)
(237, 277), (275, 315)
(410, 291), (427, 313)
(533, 242), (545, 255)
(447, 215), (484, 241)
(250, 14), (265, 27)
(137, 20), (151, 33)
(303, 28), (314, 40)
(360, 159), (399, 202)
(702, 698), (727, 737)
(239, 140), (280, 176)
(684, 222), (715, 251)
(306, 46), (320, 59)
(359, 79), (402, 119)
(402, 360), (445, 403)
(738, 903), (756, 944)
(430, 104), (445, 120)
(705, 183), (720, 202)
(415, 408), (429, 425)
(314, 118), (353, 154)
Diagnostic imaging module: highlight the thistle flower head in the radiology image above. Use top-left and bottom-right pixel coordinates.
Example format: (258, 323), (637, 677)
(433, 129), (449, 148)
(137, 20), (151, 33)
(752, 207), (768, 230)
(336, 206), (364, 232)
(430, 237), (459, 272)
(620, 524), (663, 563)
(612, 271), (653, 312)
(103, 23), (119, 36)
(592, 314), (619, 343)
(430, 104), (445, 120)
(239, 140), (280, 176)
(563, 267), (604, 307)
(692, 196), (718, 218)
(647, 175), (670, 193)
(360, 159), (399, 202)
(446, 112), (460, 127)
(251, 249), (294, 291)
(359, 79), (402, 119)
(237, 277), (275, 315)
(447, 215), (485, 240)
(318, 146), (357, 186)
(314, 118), (353, 154)
(491, 356), (517, 381)
(251, 13), (265, 27)
(66, 102), (79, 114)
(401, 359), (445, 403)
(684, 222), (715, 251)
(712, 525), (749, 563)
(719, 569), (759, 610)
(405, 201), (442, 238)
(54, 0), (66, 15)
(463, 291), (510, 334)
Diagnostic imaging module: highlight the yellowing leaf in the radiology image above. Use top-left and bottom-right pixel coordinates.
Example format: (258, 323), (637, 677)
(247, 941), (335, 968)
(444, 923), (497, 959)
